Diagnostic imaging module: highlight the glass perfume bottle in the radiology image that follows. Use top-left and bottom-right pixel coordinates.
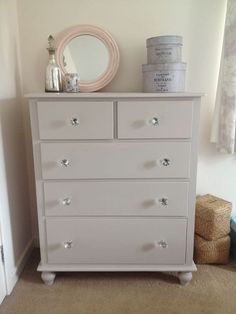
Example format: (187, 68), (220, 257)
(45, 35), (62, 92)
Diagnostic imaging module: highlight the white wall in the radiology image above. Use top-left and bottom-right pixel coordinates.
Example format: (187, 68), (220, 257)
(17, 0), (235, 235)
(0, 0), (33, 293)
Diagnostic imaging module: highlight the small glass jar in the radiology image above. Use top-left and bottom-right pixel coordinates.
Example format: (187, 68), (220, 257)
(63, 73), (80, 92)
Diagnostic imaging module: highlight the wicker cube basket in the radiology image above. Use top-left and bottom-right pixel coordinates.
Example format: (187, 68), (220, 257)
(195, 194), (232, 240)
(194, 234), (230, 264)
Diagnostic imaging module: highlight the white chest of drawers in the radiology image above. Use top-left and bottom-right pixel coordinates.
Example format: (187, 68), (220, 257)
(28, 92), (201, 285)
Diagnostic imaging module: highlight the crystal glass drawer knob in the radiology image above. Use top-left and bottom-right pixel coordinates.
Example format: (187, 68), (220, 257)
(160, 158), (171, 167)
(62, 198), (71, 206)
(60, 159), (70, 167)
(63, 241), (73, 249)
(70, 117), (79, 126)
(151, 117), (159, 126)
(159, 197), (168, 206)
(156, 240), (168, 249)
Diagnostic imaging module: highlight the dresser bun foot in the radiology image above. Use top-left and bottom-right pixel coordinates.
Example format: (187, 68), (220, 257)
(178, 271), (192, 286)
(41, 271), (56, 285)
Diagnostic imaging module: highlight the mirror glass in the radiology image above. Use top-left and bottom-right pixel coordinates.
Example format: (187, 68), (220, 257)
(63, 35), (110, 81)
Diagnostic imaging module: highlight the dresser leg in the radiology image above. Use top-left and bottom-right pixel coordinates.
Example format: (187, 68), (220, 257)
(41, 271), (56, 285)
(178, 272), (192, 286)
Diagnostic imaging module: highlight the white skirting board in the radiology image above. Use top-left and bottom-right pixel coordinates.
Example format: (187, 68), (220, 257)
(6, 238), (34, 295)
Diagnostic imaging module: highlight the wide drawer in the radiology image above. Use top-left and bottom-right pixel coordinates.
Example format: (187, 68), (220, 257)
(40, 142), (191, 179)
(46, 218), (187, 264)
(117, 100), (193, 139)
(43, 181), (189, 216)
(37, 101), (113, 139)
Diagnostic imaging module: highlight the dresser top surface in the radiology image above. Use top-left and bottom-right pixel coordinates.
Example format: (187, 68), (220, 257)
(25, 92), (203, 99)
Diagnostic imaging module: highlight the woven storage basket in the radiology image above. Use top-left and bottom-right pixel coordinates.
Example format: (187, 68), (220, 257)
(195, 194), (232, 240)
(194, 234), (230, 264)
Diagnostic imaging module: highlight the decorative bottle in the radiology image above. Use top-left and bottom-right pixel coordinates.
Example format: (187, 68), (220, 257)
(45, 35), (62, 92)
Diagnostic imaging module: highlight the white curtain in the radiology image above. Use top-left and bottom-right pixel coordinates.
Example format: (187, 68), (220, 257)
(211, 0), (236, 154)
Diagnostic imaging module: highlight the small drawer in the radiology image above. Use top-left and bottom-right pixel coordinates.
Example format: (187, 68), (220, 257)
(117, 100), (193, 139)
(37, 101), (113, 139)
(43, 181), (189, 217)
(40, 142), (191, 179)
(46, 218), (187, 265)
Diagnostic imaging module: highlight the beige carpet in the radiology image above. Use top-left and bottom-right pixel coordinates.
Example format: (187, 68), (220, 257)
(1, 250), (236, 314)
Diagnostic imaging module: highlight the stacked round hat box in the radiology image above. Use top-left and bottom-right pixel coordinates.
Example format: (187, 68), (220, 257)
(142, 35), (186, 92)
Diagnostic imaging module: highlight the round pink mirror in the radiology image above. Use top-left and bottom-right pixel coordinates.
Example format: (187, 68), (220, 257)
(56, 25), (120, 92)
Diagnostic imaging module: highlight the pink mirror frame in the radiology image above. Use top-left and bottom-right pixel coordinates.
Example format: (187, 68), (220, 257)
(56, 25), (120, 92)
